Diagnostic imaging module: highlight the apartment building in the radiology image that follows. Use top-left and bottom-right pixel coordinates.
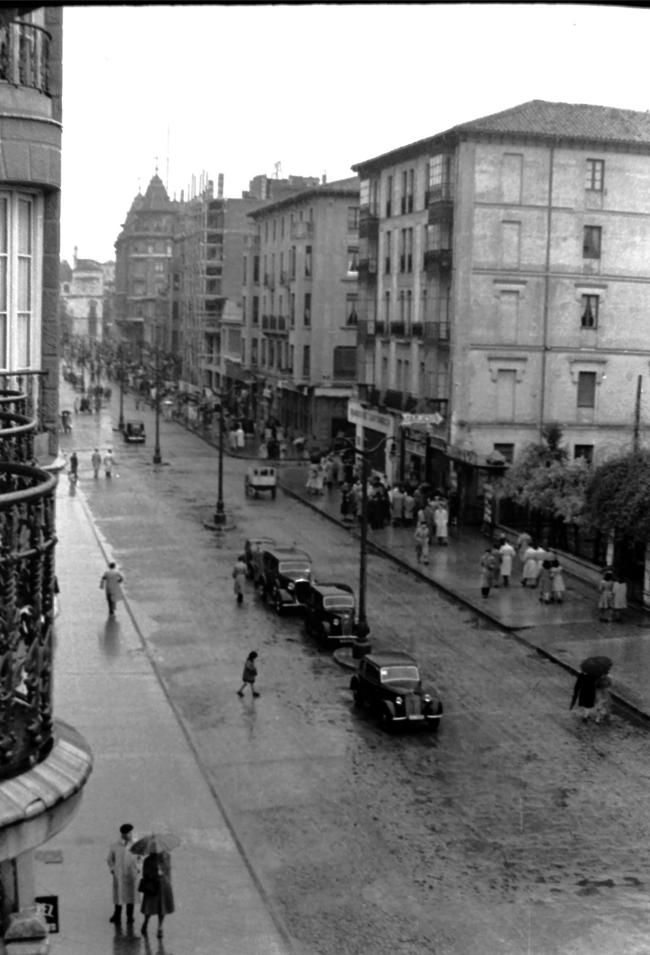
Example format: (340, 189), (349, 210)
(353, 100), (650, 518)
(113, 172), (176, 356)
(241, 176), (360, 444)
(60, 248), (111, 342)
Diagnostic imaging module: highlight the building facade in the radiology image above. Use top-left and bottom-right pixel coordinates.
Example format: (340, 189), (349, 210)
(241, 177), (360, 445)
(59, 249), (111, 342)
(0, 5), (93, 931)
(353, 100), (650, 518)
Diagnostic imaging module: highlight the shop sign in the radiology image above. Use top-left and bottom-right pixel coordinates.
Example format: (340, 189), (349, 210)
(348, 401), (393, 432)
(35, 896), (59, 933)
(403, 427), (427, 457)
(401, 412), (444, 427)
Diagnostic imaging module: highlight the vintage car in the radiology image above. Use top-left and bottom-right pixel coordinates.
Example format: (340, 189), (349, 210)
(123, 420), (146, 444)
(257, 544), (313, 615)
(304, 582), (356, 645)
(350, 651), (443, 731)
(245, 464), (277, 499)
(243, 536), (277, 582)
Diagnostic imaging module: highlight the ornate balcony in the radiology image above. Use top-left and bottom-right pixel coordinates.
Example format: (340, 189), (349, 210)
(424, 321), (450, 344)
(359, 210), (379, 240)
(424, 248), (452, 274)
(358, 258), (378, 284)
(0, 19), (51, 95)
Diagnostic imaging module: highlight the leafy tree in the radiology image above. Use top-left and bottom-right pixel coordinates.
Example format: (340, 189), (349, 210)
(584, 449), (650, 543)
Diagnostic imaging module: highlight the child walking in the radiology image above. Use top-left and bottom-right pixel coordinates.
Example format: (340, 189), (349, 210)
(237, 651), (260, 698)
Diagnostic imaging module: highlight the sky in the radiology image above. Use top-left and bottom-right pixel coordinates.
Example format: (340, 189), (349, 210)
(61, 3), (650, 264)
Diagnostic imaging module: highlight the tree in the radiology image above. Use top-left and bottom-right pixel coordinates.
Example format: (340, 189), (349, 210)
(584, 450), (650, 544)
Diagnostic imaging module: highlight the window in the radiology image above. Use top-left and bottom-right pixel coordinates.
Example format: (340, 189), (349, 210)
(360, 178), (379, 215)
(290, 246), (296, 279)
(583, 226), (602, 259)
(577, 371), (596, 408)
(400, 170), (414, 214)
(281, 217), (285, 239)
(333, 346), (356, 379)
(347, 246), (359, 273)
(302, 344), (310, 378)
(272, 219), (277, 241)
(346, 292), (358, 325)
(347, 206), (359, 231)
(384, 290), (390, 324)
(385, 175), (393, 217)
(305, 245), (312, 277)
(304, 292), (311, 326)
(384, 231), (391, 273)
(252, 296), (259, 325)
(243, 256), (248, 284)
(253, 255), (260, 283)
(290, 292), (295, 327)
(251, 338), (258, 365)
(429, 154), (451, 200)
(399, 228), (413, 272)
(493, 443), (515, 464)
(574, 444), (594, 464)
(581, 294), (599, 329)
(586, 159), (604, 192)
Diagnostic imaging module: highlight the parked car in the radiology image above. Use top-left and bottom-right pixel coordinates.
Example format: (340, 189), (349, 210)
(257, 544), (312, 615)
(350, 651), (443, 731)
(123, 420), (146, 444)
(245, 464), (277, 499)
(243, 537), (277, 582)
(304, 582), (356, 645)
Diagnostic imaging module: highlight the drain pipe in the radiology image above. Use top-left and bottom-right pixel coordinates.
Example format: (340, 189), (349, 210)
(539, 141), (556, 437)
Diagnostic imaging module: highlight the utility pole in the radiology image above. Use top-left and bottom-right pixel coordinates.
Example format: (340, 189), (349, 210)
(633, 375), (642, 453)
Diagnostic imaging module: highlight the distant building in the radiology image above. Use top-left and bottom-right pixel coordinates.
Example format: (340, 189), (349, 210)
(60, 248), (112, 342)
(353, 99), (650, 517)
(241, 176), (360, 444)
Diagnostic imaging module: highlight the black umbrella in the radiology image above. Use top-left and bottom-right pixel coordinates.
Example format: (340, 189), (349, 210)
(580, 655), (613, 677)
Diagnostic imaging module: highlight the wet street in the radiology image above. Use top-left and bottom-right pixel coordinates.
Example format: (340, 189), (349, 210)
(57, 384), (650, 955)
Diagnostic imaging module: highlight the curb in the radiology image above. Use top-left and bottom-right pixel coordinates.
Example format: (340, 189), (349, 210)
(281, 481), (650, 727)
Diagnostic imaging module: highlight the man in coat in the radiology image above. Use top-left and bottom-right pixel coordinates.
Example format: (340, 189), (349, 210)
(100, 562), (124, 615)
(107, 823), (140, 927)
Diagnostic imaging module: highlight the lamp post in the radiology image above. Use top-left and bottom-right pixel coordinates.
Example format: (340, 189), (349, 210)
(118, 346), (125, 432)
(342, 434), (396, 657)
(153, 344), (162, 465)
(214, 396), (226, 525)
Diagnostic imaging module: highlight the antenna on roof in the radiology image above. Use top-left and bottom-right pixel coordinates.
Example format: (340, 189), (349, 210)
(274, 161), (282, 180)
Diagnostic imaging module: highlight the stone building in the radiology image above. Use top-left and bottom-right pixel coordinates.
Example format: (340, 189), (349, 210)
(241, 176), (360, 445)
(353, 100), (650, 518)
(0, 4), (93, 932)
(59, 248), (111, 342)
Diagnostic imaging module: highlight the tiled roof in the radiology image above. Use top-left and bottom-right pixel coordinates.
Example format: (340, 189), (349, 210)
(353, 100), (650, 171)
(455, 100), (650, 145)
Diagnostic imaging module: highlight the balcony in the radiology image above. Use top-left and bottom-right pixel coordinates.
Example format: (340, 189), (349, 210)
(358, 258), (378, 284)
(424, 248), (452, 273)
(359, 210), (379, 240)
(0, 20), (51, 95)
(411, 322), (424, 338)
(428, 186), (454, 225)
(389, 321), (406, 337)
(424, 321), (450, 344)
(290, 221), (313, 240)
(261, 315), (288, 335)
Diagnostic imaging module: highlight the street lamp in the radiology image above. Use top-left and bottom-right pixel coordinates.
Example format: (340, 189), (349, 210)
(342, 434), (396, 657)
(153, 345), (162, 465)
(214, 396), (226, 525)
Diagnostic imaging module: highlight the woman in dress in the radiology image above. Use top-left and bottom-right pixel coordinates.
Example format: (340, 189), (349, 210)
(550, 558), (566, 604)
(522, 542), (541, 588)
(598, 570), (615, 622)
(140, 848), (175, 939)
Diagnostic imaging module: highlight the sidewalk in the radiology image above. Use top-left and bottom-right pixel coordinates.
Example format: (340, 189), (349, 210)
(33, 475), (294, 954)
(278, 469), (650, 722)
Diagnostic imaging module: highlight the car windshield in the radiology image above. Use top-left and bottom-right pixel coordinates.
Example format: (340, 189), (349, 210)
(380, 665), (419, 684)
(279, 561), (310, 576)
(323, 596), (354, 610)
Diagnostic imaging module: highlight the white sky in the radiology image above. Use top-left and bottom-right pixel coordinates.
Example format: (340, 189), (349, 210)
(61, 3), (650, 264)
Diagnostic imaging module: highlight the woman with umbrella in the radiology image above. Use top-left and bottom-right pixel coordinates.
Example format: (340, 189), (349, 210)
(131, 833), (178, 939)
(570, 657), (612, 722)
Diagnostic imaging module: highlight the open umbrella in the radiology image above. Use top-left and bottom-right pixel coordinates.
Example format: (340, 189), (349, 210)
(580, 655), (613, 677)
(130, 832), (181, 855)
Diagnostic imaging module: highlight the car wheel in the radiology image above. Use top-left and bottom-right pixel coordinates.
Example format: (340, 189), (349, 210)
(271, 486), (277, 500)
(379, 708), (393, 731)
(353, 689), (364, 708)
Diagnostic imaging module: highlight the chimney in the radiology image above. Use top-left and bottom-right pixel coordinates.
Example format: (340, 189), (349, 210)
(322, 172), (327, 185)
(218, 173), (224, 198)
(73, 246), (78, 268)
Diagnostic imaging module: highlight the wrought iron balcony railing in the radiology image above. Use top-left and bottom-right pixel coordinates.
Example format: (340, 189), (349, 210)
(0, 20), (51, 95)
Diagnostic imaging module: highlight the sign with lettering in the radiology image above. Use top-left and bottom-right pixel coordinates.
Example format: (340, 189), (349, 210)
(401, 413), (444, 426)
(348, 401), (393, 432)
(35, 896), (59, 934)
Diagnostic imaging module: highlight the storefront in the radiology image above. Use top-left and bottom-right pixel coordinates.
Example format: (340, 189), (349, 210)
(348, 399), (399, 481)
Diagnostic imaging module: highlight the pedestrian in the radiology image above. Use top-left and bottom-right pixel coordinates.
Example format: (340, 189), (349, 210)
(516, 530), (532, 571)
(598, 570), (615, 622)
(140, 846), (175, 939)
(91, 448), (102, 479)
(498, 536), (515, 587)
(389, 484), (404, 526)
(229, 427), (238, 452)
(522, 541), (541, 588)
(104, 449), (115, 479)
(612, 575), (628, 622)
(69, 450), (79, 478)
(232, 555), (247, 605)
(489, 543), (502, 588)
(550, 557), (566, 603)
(237, 651), (260, 698)
(323, 455), (334, 491)
(434, 503), (449, 545)
(480, 547), (494, 598)
(538, 559), (553, 604)
(305, 463), (320, 496)
(107, 823), (140, 929)
(570, 671), (598, 721)
(414, 520), (430, 565)
(100, 562), (124, 615)
(235, 423), (245, 451)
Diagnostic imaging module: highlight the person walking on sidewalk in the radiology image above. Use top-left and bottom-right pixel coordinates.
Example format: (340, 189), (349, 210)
(498, 537), (515, 586)
(91, 448), (102, 479)
(612, 575), (628, 622)
(100, 562), (124, 615)
(104, 448), (115, 479)
(480, 548), (495, 598)
(107, 823), (140, 929)
(434, 503), (449, 545)
(232, 555), (247, 605)
(69, 450), (79, 479)
(414, 520), (431, 565)
(550, 557), (566, 604)
(237, 651), (260, 698)
(598, 570), (615, 622)
(140, 848), (175, 939)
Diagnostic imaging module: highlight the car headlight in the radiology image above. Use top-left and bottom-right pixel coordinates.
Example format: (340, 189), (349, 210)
(423, 694), (432, 703)
(395, 696), (403, 705)
(332, 617), (339, 625)
(287, 582), (294, 592)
